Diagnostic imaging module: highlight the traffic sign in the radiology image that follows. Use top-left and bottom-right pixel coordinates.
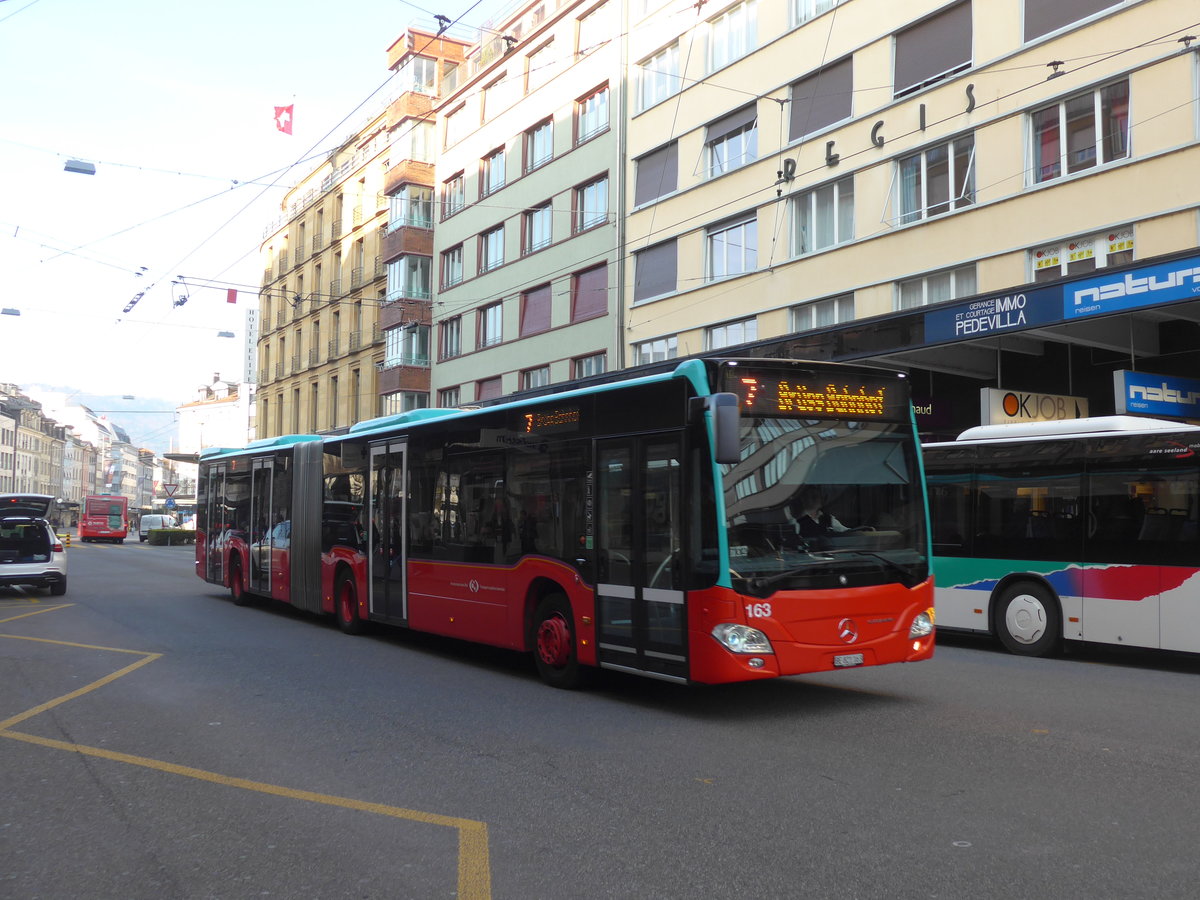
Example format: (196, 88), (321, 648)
(164, 483), (178, 497)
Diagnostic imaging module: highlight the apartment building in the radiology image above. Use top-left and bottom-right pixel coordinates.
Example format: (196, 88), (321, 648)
(428, 0), (624, 405)
(378, 29), (471, 413)
(258, 113), (392, 437)
(624, 0), (1200, 434)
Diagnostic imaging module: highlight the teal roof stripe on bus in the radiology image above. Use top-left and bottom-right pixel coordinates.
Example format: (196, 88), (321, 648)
(335, 364), (706, 445)
(199, 434), (322, 460)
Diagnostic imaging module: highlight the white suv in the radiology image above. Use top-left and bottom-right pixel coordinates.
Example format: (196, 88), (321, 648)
(0, 494), (67, 596)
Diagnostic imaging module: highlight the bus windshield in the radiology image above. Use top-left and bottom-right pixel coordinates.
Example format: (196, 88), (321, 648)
(721, 417), (927, 596)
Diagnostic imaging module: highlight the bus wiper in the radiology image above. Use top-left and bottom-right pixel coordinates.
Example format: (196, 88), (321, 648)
(817, 549), (921, 589)
(747, 553), (837, 592)
(747, 550), (918, 592)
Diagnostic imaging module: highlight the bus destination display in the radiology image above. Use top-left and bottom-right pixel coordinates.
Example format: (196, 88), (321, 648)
(725, 370), (895, 419)
(519, 406), (582, 435)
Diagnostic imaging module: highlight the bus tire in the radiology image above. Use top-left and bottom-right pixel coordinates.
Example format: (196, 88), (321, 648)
(532, 593), (582, 689)
(229, 557), (252, 607)
(335, 570), (366, 635)
(995, 580), (1060, 657)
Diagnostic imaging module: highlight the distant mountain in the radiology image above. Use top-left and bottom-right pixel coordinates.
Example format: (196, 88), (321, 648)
(21, 384), (181, 457)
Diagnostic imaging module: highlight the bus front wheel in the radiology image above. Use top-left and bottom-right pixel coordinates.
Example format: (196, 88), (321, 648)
(335, 571), (366, 635)
(533, 593), (582, 689)
(995, 581), (1060, 657)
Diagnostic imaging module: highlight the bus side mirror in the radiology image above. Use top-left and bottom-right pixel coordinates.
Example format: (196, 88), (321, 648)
(709, 393), (741, 464)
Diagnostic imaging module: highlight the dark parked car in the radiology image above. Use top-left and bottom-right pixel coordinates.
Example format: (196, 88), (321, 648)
(0, 494), (67, 595)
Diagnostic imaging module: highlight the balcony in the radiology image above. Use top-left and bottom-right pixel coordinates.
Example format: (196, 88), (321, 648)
(312, 234), (325, 253)
(330, 278), (343, 299)
(290, 355), (301, 374)
(308, 348), (320, 367)
(275, 309), (286, 328)
(328, 338), (340, 359)
(349, 330), (363, 351)
(274, 362), (284, 379)
(294, 247), (305, 268)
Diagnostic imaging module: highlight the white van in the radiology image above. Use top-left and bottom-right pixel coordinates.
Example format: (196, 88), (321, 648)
(138, 514), (178, 542)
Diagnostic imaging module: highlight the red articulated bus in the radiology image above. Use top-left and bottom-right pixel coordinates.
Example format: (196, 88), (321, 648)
(196, 358), (935, 687)
(80, 494), (129, 543)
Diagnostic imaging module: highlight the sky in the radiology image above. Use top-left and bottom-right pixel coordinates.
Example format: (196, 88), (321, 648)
(0, 0), (510, 409)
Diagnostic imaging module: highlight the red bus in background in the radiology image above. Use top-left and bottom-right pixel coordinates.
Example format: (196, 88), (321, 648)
(80, 494), (129, 543)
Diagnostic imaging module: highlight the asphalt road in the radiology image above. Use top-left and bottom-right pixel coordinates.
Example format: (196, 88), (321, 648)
(2, 540), (1199, 899)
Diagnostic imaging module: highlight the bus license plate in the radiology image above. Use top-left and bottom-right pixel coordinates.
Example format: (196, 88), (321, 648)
(833, 653), (864, 668)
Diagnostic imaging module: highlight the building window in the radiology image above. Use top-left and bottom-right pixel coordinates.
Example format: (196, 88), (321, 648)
(897, 134), (974, 224)
(477, 376), (503, 401)
(396, 118), (434, 164)
(482, 75), (509, 122)
(791, 293), (854, 331)
(790, 0), (840, 27)
(1032, 228), (1134, 282)
(479, 226), (504, 273)
(442, 172), (465, 218)
(389, 185), (433, 230)
(571, 264), (608, 321)
(707, 0), (756, 73)
(478, 302), (503, 348)
(527, 42), (555, 93)
(399, 55), (437, 94)
(438, 386), (461, 408)
(439, 316), (462, 360)
(894, 2), (972, 98)
(576, 84), (609, 144)
(792, 175), (853, 255)
(442, 245), (463, 288)
(707, 215), (757, 280)
(482, 148), (506, 197)
(634, 141), (677, 205)
(381, 391), (430, 414)
(706, 105), (757, 176)
(574, 352), (607, 378)
(1024, 0), (1121, 42)
(897, 264), (976, 309)
(524, 202), (553, 254)
(575, 176), (608, 232)
(1030, 80), (1129, 184)
(444, 105), (466, 148)
(638, 43), (679, 111)
(633, 240), (677, 302)
(525, 119), (553, 172)
(706, 316), (758, 350)
(521, 366), (551, 390)
(384, 323), (430, 367)
(578, 3), (610, 55)
(634, 336), (678, 365)
(386, 255), (431, 301)
(520, 283), (552, 336)
(789, 56), (851, 142)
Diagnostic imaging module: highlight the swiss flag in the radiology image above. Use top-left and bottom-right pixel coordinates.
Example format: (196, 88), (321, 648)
(274, 105), (294, 134)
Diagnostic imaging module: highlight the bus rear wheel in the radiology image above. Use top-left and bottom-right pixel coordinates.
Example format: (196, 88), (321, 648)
(533, 593), (582, 689)
(229, 558), (252, 607)
(995, 581), (1060, 656)
(335, 571), (366, 635)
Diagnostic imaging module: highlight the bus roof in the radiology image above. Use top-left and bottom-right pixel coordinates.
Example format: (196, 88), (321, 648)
(932, 415), (1200, 446)
(335, 358), (713, 445)
(199, 434), (323, 460)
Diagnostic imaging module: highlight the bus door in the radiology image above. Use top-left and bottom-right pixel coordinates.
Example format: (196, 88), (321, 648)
(369, 440), (408, 624)
(249, 457), (273, 594)
(203, 464), (226, 584)
(594, 435), (688, 681)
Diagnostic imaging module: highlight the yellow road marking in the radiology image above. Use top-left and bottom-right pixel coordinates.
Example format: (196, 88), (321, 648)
(1, 604), (492, 899)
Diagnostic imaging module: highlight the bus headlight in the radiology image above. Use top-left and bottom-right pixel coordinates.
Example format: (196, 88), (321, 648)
(712, 623), (774, 654)
(908, 609), (935, 639)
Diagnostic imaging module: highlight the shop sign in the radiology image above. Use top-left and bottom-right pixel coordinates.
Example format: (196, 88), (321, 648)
(1113, 370), (1200, 419)
(981, 388), (1088, 425)
(924, 284), (1060, 342)
(1068, 255), (1200, 318)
